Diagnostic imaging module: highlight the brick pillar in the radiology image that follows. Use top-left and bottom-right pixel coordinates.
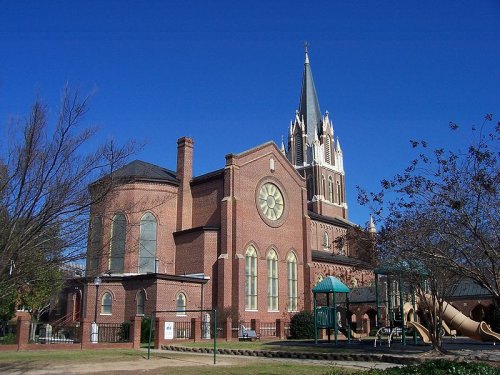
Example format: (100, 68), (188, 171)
(191, 318), (201, 342)
(251, 319), (260, 336)
(130, 316), (142, 349)
(223, 318), (232, 342)
(154, 316), (165, 349)
(80, 318), (93, 349)
(176, 137), (194, 231)
(16, 315), (30, 350)
(276, 319), (285, 339)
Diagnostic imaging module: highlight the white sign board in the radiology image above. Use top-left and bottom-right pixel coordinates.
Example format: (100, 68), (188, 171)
(164, 321), (174, 340)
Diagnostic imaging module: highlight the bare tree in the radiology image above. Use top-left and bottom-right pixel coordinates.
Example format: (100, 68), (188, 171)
(0, 87), (135, 310)
(359, 114), (500, 331)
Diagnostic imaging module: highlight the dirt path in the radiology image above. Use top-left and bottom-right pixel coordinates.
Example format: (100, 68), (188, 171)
(0, 351), (401, 375)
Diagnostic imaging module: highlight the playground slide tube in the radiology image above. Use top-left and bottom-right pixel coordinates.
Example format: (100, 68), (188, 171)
(425, 295), (500, 342)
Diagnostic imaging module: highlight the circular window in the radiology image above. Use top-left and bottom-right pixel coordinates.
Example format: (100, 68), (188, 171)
(256, 179), (288, 227)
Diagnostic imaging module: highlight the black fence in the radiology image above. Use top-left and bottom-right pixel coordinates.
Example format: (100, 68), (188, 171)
(260, 322), (276, 337)
(0, 321), (17, 345)
(97, 322), (131, 343)
(37, 324), (81, 344)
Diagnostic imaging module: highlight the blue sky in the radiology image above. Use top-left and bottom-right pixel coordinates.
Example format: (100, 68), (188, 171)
(1, 0), (499, 227)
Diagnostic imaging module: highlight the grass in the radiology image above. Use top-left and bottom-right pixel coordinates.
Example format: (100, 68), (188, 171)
(0, 349), (144, 364)
(0, 349), (359, 375)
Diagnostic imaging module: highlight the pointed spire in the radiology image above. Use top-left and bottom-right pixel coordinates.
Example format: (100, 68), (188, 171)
(368, 215), (377, 233)
(299, 43), (322, 146)
(336, 137), (342, 153)
(280, 136), (286, 154)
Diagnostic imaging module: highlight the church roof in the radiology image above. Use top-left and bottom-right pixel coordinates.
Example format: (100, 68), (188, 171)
(112, 159), (178, 184)
(312, 250), (373, 269)
(308, 211), (356, 229)
(299, 46), (322, 145)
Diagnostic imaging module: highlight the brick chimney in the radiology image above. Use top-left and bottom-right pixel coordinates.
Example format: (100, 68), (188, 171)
(176, 137), (194, 230)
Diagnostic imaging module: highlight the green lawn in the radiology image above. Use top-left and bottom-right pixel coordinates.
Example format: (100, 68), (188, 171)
(0, 349), (358, 375)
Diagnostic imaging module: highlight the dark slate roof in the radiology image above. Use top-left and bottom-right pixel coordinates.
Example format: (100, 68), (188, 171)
(450, 280), (491, 299)
(313, 275), (350, 293)
(308, 211), (356, 229)
(312, 250), (373, 269)
(112, 160), (179, 184)
(299, 49), (322, 145)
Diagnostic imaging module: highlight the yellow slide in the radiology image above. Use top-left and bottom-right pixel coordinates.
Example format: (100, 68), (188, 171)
(424, 296), (500, 342)
(407, 321), (431, 343)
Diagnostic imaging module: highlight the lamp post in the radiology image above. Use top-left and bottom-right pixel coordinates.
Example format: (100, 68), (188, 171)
(91, 276), (101, 344)
(93, 276), (101, 323)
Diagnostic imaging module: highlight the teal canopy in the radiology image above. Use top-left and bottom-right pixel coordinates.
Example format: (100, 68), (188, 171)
(312, 276), (350, 294)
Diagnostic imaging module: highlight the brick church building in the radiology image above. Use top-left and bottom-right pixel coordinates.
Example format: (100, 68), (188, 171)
(59, 49), (377, 331)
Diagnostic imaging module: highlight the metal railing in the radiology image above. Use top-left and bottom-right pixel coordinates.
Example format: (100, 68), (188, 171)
(38, 325), (81, 344)
(175, 321), (192, 339)
(97, 322), (130, 343)
(259, 322), (276, 337)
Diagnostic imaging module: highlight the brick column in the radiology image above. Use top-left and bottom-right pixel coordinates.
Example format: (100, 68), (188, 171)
(222, 318), (232, 342)
(250, 319), (260, 335)
(80, 318), (93, 349)
(276, 319), (285, 339)
(154, 316), (165, 349)
(130, 316), (142, 349)
(16, 315), (30, 350)
(191, 318), (202, 342)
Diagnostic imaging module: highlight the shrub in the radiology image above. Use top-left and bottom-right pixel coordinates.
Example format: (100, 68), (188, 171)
(141, 316), (155, 343)
(290, 310), (315, 339)
(359, 360), (500, 375)
(0, 333), (16, 345)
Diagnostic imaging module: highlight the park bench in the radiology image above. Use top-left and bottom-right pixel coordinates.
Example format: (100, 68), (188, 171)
(238, 325), (260, 341)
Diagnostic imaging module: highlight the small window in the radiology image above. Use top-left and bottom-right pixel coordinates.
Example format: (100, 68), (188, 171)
(176, 292), (187, 316)
(136, 290), (145, 315)
(322, 232), (329, 249)
(101, 292), (112, 314)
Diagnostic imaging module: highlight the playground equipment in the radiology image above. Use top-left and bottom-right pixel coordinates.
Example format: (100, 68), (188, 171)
(373, 264), (500, 345)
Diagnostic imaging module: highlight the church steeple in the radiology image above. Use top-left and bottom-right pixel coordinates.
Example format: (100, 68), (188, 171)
(299, 43), (322, 146)
(286, 45), (348, 220)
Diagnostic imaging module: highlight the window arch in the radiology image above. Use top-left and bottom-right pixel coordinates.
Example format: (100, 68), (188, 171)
(136, 290), (145, 315)
(109, 213), (126, 273)
(287, 252), (298, 311)
(322, 232), (329, 249)
(245, 245), (258, 310)
(139, 212), (157, 273)
(295, 134), (303, 165)
(101, 292), (112, 314)
(321, 175), (326, 198)
(336, 181), (342, 204)
(89, 215), (102, 272)
(328, 177), (333, 202)
(307, 175), (313, 201)
(176, 292), (187, 316)
(267, 249), (278, 311)
(325, 136), (332, 164)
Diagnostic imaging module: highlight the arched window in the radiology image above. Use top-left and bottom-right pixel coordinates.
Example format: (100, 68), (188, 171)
(101, 292), (112, 314)
(176, 292), (187, 316)
(328, 177), (333, 202)
(307, 175), (313, 201)
(287, 252), (298, 311)
(136, 290), (145, 315)
(245, 246), (258, 310)
(322, 232), (329, 249)
(139, 213), (157, 273)
(336, 181), (342, 204)
(295, 134), (303, 165)
(89, 216), (102, 272)
(109, 213), (126, 273)
(321, 175), (326, 198)
(325, 136), (332, 164)
(267, 250), (278, 311)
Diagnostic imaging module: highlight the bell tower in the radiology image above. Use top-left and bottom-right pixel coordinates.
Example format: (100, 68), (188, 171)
(287, 45), (348, 219)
